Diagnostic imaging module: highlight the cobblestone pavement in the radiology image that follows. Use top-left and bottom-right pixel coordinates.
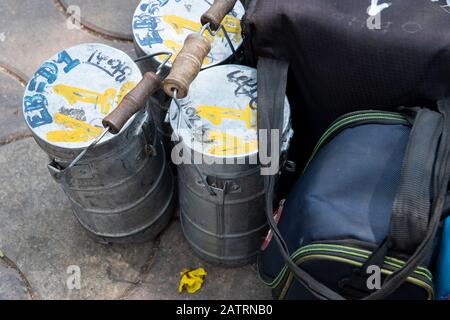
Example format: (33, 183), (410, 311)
(0, 0), (271, 300)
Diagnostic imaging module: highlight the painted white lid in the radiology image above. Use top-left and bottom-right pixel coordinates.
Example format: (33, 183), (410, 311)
(132, 0), (244, 68)
(169, 65), (292, 158)
(23, 43), (142, 149)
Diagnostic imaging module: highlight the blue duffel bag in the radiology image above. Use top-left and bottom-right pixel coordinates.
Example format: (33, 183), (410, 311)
(259, 104), (450, 300)
(256, 60), (450, 300)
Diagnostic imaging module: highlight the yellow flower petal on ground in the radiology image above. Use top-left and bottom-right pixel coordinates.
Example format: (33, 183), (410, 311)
(188, 268), (207, 277)
(180, 268), (189, 276)
(178, 278), (185, 293)
(178, 268), (208, 294)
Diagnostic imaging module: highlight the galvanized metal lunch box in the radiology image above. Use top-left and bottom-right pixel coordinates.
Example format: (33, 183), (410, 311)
(23, 43), (176, 244)
(169, 64), (293, 266)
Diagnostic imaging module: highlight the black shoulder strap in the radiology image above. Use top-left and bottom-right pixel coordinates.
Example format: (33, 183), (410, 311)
(258, 55), (450, 299)
(257, 58), (286, 170)
(389, 108), (443, 254)
(258, 57), (346, 300)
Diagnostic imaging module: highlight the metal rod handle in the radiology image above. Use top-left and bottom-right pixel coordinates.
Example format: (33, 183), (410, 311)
(201, 0), (238, 31)
(163, 33), (211, 99)
(103, 72), (162, 134)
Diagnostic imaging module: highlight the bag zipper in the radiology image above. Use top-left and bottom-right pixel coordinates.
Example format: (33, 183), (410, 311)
(304, 111), (410, 172)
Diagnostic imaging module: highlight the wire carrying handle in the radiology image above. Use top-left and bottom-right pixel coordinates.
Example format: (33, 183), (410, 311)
(200, 0), (239, 57)
(134, 51), (173, 70)
(201, 0), (238, 31)
(163, 0), (238, 99)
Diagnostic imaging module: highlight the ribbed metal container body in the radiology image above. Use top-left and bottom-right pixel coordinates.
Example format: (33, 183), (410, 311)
(36, 111), (176, 244)
(177, 152), (267, 266)
(168, 64), (292, 266)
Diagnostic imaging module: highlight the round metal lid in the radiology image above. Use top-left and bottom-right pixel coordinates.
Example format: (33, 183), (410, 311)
(23, 43), (142, 149)
(169, 65), (292, 159)
(132, 0), (244, 69)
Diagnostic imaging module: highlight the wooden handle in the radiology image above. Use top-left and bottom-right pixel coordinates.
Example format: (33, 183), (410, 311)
(103, 72), (161, 134)
(163, 33), (211, 99)
(201, 0), (238, 31)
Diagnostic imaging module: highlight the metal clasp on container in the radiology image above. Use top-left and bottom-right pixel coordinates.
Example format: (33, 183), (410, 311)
(48, 160), (64, 182)
(47, 127), (110, 182)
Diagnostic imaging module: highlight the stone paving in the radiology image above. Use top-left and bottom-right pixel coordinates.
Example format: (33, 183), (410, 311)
(0, 0), (270, 300)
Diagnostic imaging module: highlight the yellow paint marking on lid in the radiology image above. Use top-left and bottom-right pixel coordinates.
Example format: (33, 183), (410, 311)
(158, 40), (181, 63)
(197, 104), (256, 129)
(163, 15), (241, 43)
(221, 16), (242, 42)
(116, 81), (137, 105)
(163, 15), (202, 35)
(46, 113), (103, 143)
(53, 84), (117, 115)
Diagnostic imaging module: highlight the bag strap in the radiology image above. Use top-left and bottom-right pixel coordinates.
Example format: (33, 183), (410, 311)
(258, 57), (345, 300)
(257, 56), (450, 299)
(257, 58), (285, 171)
(389, 108), (443, 254)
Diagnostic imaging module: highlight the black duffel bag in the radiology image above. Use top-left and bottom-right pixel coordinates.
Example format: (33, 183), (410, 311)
(256, 58), (450, 299)
(243, 0), (450, 159)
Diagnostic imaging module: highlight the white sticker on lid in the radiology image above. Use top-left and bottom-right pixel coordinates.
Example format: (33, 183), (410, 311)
(169, 65), (292, 158)
(23, 43), (142, 149)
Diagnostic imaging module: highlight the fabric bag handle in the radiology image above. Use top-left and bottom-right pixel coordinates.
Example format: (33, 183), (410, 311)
(388, 108), (443, 253)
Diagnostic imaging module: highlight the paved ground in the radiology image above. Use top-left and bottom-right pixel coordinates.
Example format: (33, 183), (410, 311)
(0, 0), (270, 300)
